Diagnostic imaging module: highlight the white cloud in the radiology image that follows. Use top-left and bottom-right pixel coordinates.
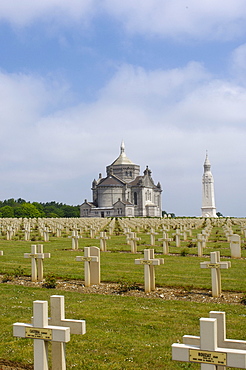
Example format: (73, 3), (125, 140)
(102, 0), (246, 40)
(1, 0), (246, 41)
(1, 60), (246, 214)
(0, 0), (96, 26)
(230, 43), (246, 86)
(0, 71), (71, 165)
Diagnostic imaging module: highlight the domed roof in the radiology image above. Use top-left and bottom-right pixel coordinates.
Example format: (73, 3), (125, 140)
(111, 141), (134, 165)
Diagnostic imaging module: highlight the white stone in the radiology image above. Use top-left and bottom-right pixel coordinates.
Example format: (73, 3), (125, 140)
(173, 311), (246, 369)
(200, 251), (231, 297)
(158, 232), (171, 254)
(49, 295), (86, 370)
(135, 249), (164, 293)
(229, 234), (241, 258)
(24, 244), (50, 282)
(68, 229), (82, 250)
(201, 153), (217, 218)
(128, 232), (141, 253)
(13, 300), (70, 370)
(96, 231), (110, 251)
(76, 246), (100, 286)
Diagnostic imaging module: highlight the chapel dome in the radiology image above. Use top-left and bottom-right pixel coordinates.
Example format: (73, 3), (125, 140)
(110, 141), (134, 165)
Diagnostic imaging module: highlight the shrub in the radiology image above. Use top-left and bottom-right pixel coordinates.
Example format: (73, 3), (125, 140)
(180, 248), (188, 257)
(43, 274), (57, 289)
(13, 266), (24, 277)
(117, 279), (141, 293)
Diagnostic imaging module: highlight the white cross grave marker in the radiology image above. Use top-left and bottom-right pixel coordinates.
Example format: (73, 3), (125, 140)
(192, 233), (206, 257)
(24, 244), (51, 282)
(96, 231), (110, 251)
(128, 232), (141, 253)
(172, 229), (183, 247)
(68, 229), (82, 250)
(147, 228), (159, 246)
(13, 300), (70, 370)
(76, 246), (100, 286)
(43, 227), (51, 242)
(135, 249), (164, 293)
(90, 226), (96, 239)
(158, 231), (172, 254)
(200, 251), (231, 297)
(49, 295), (86, 370)
(172, 310), (246, 369)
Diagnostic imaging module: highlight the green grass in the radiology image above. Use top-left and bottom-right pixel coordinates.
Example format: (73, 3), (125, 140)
(0, 220), (245, 369)
(0, 235), (245, 292)
(1, 284), (245, 369)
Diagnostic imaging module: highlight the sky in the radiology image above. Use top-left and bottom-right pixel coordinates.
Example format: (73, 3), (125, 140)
(1, 1), (246, 217)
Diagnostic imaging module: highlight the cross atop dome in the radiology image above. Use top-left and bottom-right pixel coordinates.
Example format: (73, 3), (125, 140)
(120, 140), (125, 154)
(111, 141), (134, 166)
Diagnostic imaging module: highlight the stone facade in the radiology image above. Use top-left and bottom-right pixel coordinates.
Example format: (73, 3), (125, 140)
(80, 142), (162, 217)
(201, 153), (217, 217)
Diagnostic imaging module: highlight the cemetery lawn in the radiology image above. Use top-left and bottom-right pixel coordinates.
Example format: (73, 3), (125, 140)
(0, 224), (245, 369)
(0, 284), (246, 370)
(0, 237), (245, 292)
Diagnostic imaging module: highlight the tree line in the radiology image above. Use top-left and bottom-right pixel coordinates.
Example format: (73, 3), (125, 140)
(0, 198), (80, 218)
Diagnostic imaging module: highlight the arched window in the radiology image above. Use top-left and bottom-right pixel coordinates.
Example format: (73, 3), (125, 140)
(134, 192), (137, 205)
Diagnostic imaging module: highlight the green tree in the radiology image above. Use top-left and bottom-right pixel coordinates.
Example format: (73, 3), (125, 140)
(0, 206), (14, 217)
(62, 205), (80, 217)
(32, 202), (45, 217)
(216, 212), (223, 217)
(14, 203), (41, 218)
(3, 198), (16, 207)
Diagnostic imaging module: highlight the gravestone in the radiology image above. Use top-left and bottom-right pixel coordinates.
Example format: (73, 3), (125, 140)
(43, 227), (50, 242)
(0, 251), (3, 256)
(172, 229), (183, 247)
(172, 310), (246, 369)
(96, 231), (110, 251)
(147, 228), (158, 246)
(135, 249), (164, 293)
(128, 232), (141, 253)
(13, 300), (70, 370)
(68, 229), (82, 250)
(49, 295), (86, 370)
(158, 232), (171, 254)
(76, 246), (100, 286)
(193, 234), (206, 257)
(229, 234), (241, 258)
(24, 244), (50, 282)
(200, 251), (231, 297)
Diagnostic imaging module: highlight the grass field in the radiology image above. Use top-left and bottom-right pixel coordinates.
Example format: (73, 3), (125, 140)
(0, 218), (245, 369)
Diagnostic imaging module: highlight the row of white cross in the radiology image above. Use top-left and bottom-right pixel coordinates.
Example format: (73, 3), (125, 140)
(1, 245), (232, 296)
(12, 298), (246, 369)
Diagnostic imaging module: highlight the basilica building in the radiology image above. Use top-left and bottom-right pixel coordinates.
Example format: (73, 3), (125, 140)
(80, 142), (162, 217)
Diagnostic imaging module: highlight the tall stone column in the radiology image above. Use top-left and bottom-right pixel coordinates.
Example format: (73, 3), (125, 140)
(201, 153), (217, 217)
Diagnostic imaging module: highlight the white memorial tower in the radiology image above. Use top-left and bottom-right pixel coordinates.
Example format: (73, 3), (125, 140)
(201, 152), (217, 217)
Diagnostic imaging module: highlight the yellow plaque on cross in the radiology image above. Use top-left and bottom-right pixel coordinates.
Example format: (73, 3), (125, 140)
(189, 349), (226, 365)
(140, 260), (153, 265)
(25, 327), (52, 340)
(207, 263), (220, 268)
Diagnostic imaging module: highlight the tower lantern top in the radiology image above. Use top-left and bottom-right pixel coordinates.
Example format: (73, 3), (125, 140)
(204, 152), (211, 172)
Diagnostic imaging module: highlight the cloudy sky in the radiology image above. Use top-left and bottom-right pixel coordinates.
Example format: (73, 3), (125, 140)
(1, 1), (246, 217)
